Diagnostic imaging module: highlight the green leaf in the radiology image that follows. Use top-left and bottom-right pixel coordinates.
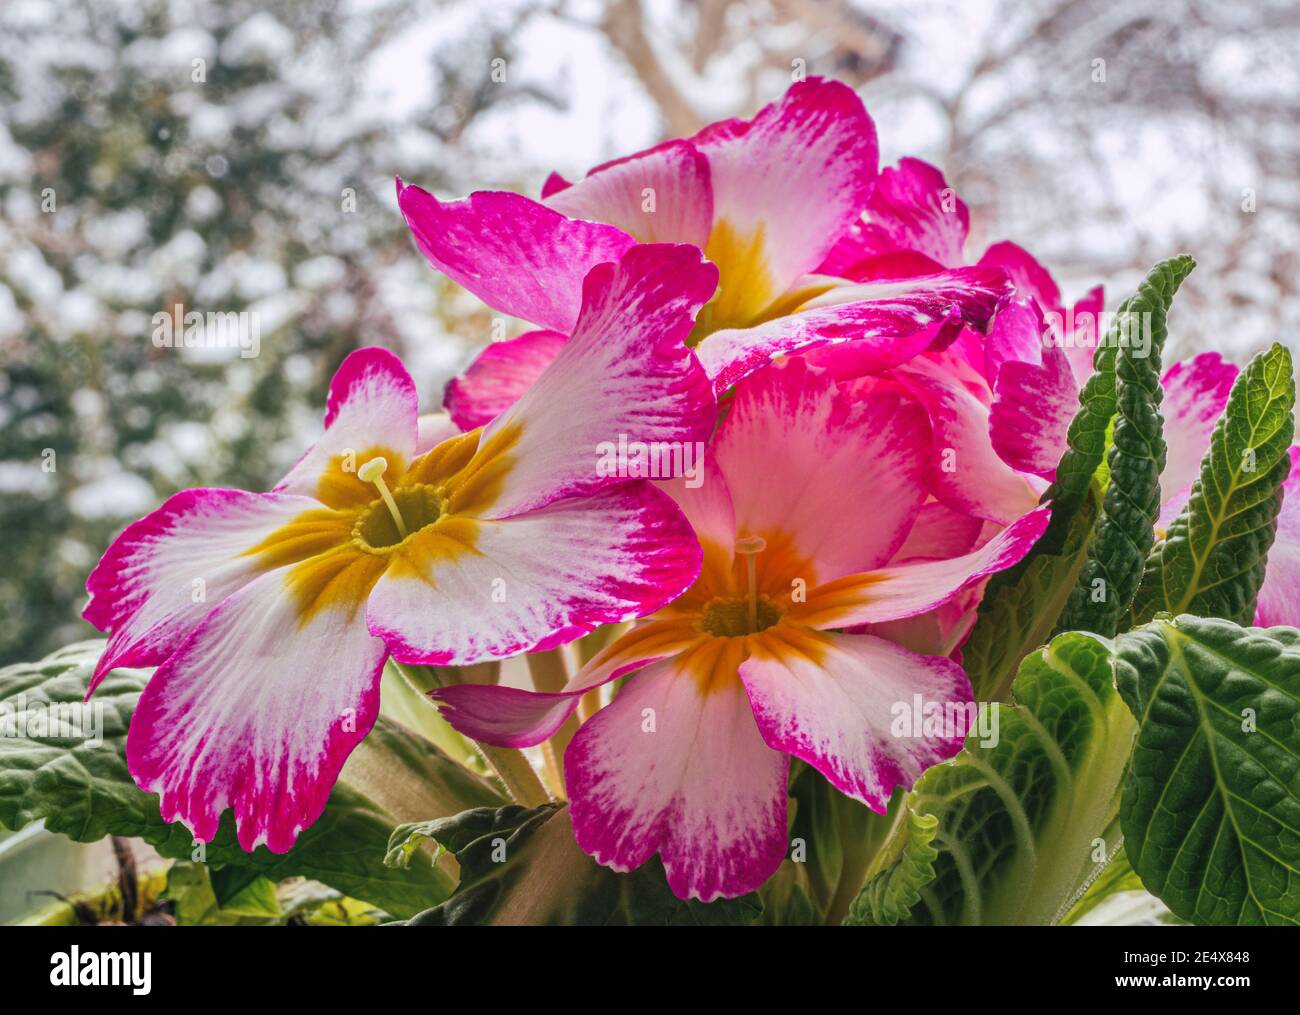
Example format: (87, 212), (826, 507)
(1094, 414), (1117, 491)
(208, 865), (274, 911)
(162, 861), (281, 925)
(396, 803), (762, 926)
(786, 763), (889, 918)
(865, 631), (1136, 924)
(0, 640), (504, 918)
(844, 811), (939, 926)
(1115, 615), (1300, 925)
(164, 864), (385, 925)
(1039, 255), (1194, 557)
(1130, 344), (1296, 626)
(1055, 255), (1195, 636)
(382, 660), (485, 772)
(1036, 313), (1117, 550)
(754, 861), (821, 926)
(964, 483), (1101, 700)
(211, 871), (282, 918)
(964, 259), (1193, 690)
(385, 819), (445, 870)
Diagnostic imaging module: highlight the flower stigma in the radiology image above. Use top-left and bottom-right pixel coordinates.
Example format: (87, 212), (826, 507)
(358, 456), (409, 540)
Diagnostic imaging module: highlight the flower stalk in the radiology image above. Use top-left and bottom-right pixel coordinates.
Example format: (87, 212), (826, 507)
(527, 647), (577, 798)
(407, 661), (551, 808)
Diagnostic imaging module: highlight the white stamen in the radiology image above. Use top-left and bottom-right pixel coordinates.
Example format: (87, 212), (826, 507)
(359, 456), (408, 539)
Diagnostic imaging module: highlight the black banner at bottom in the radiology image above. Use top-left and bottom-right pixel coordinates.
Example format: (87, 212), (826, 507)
(0, 924), (1284, 1002)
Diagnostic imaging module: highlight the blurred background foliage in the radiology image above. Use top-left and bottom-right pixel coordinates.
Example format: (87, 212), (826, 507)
(1, 0), (1296, 665)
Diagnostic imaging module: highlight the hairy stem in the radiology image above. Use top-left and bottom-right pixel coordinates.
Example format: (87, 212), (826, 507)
(406, 661), (551, 807)
(527, 648), (578, 798)
(477, 741), (553, 809)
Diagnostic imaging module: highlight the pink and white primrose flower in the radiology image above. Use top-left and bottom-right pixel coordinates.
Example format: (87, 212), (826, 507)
(82, 243), (720, 853)
(799, 156), (1101, 523)
(824, 311), (1300, 634)
(431, 357), (1049, 900)
(398, 78), (1013, 428)
(815, 155), (1300, 624)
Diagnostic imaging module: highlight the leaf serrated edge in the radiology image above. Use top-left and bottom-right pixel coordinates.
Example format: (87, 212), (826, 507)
(1055, 255), (1195, 636)
(1131, 343), (1295, 626)
(843, 811), (940, 926)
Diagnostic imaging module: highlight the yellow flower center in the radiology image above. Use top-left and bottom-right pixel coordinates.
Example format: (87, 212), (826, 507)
(698, 594), (784, 637)
(354, 483), (444, 552)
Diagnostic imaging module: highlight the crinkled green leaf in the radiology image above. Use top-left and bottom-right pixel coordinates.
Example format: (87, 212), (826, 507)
(396, 803), (761, 926)
(0, 640), (504, 917)
(1055, 255), (1194, 636)
(965, 483), (1100, 701)
(1036, 296), (1115, 552)
(1131, 344), (1295, 627)
(867, 631), (1135, 924)
(210, 870), (282, 918)
(844, 811), (939, 926)
(966, 258), (1192, 690)
(384, 817), (446, 870)
(1115, 615), (1300, 925)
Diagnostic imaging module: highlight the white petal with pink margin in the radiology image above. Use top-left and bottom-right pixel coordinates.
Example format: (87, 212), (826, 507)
(898, 351), (1044, 524)
(126, 566), (388, 853)
(1256, 448), (1300, 628)
(696, 265), (1010, 393)
(565, 655), (790, 902)
(740, 628), (971, 810)
(477, 243), (717, 519)
(712, 357), (930, 581)
(367, 484), (700, 666)
(797, 507), (1051, 629)
(82, 488), (322, 692)
(819, 157), (970, 274)
(428, 620), (702, 748)
(442, 329), (566, 431)
(693, 77), (878, 297)
(988, 298), (1079, 479)
(275, 346), (419, 497)
(1159, 352), (1239, 506)
(396, 181), (634, 334)
(544, 139), (713, 247)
